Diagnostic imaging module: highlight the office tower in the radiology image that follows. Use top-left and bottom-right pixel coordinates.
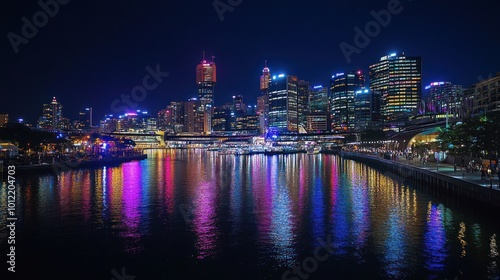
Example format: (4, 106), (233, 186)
(354, 89), (372, 131)
(184, 98), (204, 133)
(268, 74), (298, 132)
(471, 73), (500, 116)
(0, 113), (8, 127)
(38, 97), (63, 129)
(297, 80), (310, 129)
(309, 85), (328, 113)
(196, 53), (216, 134)
(423, 82), (463, 118)
(330, 71), (364, 132)
(369, 52), (422, 122)
(258, 61), (271, 132)
(306, 85), (328, 133)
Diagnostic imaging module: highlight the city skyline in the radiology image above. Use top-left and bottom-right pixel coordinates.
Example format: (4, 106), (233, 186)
(2, 0), (499, 123)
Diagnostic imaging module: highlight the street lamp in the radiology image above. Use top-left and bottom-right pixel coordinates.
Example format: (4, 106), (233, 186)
(85, 107), (93, 128)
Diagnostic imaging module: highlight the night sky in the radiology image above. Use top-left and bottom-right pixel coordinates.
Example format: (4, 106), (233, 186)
(1, 0), (499, 124)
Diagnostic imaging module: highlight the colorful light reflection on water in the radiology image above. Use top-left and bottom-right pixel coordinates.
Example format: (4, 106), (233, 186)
(0, 150), (499, 279)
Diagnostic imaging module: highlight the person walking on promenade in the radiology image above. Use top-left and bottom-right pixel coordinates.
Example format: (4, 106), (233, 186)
(481, 166), (486, 180)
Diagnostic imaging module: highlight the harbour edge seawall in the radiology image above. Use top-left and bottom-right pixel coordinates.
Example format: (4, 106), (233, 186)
(340, 151), (500, 210)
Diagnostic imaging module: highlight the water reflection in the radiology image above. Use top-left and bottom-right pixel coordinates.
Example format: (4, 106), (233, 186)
(2, 151), (500, 279)
(424, 203), (448, 274)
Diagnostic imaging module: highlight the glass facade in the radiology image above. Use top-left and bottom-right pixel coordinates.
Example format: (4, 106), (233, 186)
(330, 71), (365, 132)
(369, 52), (422, 121)
(268, 75), (298, 132)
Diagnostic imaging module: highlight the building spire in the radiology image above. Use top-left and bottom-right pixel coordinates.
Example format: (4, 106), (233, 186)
(202, 50), (205, 61)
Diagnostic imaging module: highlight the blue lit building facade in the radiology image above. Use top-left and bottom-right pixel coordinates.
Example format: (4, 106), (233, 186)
(268, 74), (298, 132)
(330, 71), (365, 132)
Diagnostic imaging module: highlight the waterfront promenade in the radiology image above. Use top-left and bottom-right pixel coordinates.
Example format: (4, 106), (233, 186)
(342, 151), (500, 190)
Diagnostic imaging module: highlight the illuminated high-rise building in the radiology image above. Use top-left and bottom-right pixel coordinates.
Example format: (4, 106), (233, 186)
(330, 71), (365, 132)
(260, 60), (271, 95)
(423, 82), (462, 118)
(297, 80), (310, 129)
(196, 52), (216, 134)
(268, 74), (298, 132)
(370, 52), (422, 121)
(38, 97), (63, 129)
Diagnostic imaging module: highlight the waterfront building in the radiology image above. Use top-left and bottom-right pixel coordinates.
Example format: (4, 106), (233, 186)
(423, 82), (463, 119)
(0, 113), (8, 127)
(354, 89), (372, 131)
(158, 102), (185, 134)
(369, 52), (422, 123)
(268, 74), (299, 132)
(330, 71), (364, 132)
(113, 110), (156, 133)
(471, 73), (500, 116)
(99, 115), (118, 133)
(307, 85), (329, 133)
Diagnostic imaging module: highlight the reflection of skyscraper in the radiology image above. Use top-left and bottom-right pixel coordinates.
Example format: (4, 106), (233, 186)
(370, 52), (421, 121)
(330, 71), (364, 132)
(196, 53), (216, 134)
(268, 74), (298, 132)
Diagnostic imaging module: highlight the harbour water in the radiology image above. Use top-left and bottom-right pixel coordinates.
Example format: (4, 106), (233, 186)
(1, 149), (499, 279)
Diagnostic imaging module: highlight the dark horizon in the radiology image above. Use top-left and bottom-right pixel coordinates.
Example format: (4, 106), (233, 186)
(2, 0), (499, 124)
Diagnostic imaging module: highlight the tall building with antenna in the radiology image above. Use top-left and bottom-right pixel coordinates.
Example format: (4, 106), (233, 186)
(257, 61), (270, 132)
(196, 52), (217, 134)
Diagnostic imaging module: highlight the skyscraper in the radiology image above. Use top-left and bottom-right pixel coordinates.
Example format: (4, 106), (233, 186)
(196, 53), (216, 134)
(268, 74), (298, 132)
(258, 61), (271, 132)
(38, 97), (63, 129)
(330, 71), (364, 132)
(370, 52), (422, 122)
(260, 60), (270, 95)
(354, 89), (372, 131)
(297, 80), (310, 129)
